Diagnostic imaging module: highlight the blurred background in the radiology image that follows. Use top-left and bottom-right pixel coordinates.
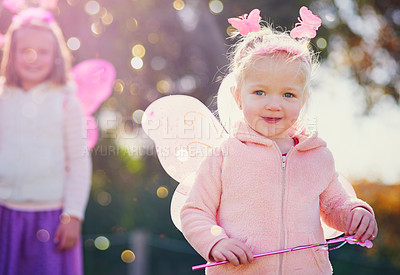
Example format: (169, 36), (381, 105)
(1, 0), (400, 274)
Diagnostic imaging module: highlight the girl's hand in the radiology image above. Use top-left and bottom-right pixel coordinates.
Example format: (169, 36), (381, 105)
(209, 238), (254, 266)
(54, 215), (82, 251)
(346, 207), (378, 241)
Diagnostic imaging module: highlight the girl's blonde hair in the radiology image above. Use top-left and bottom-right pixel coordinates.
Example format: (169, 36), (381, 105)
(218, 24), (319, 134)
(1, 11), (71, 87)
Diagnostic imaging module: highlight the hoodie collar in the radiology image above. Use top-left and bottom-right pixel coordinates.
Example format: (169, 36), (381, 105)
(233, 120), (326, 152)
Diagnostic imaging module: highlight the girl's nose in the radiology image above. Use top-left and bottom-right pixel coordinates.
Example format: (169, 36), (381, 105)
(265, 98), (282, 111)
(23, 48), (38, 63)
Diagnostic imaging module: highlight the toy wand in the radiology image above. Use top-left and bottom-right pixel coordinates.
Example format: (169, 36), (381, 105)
(192, 235), (373, 271)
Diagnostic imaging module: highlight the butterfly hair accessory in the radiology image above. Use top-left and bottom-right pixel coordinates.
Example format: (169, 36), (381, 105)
(290, 6), (322, 39)
(2, 0), (58, 13)
(228, 8), (261, 36)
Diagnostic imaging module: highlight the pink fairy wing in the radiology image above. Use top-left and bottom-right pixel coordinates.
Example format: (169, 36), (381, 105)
(142, 95), (227, 230)
(299, 6), (322, 29)
(86, 115), (99, 150)
(0, 34), (5, 47)
(72, 59), (115, 150)
(290, 25), (317, 39)
(71, 59), (116, 115)
(321, 174), (357, 239)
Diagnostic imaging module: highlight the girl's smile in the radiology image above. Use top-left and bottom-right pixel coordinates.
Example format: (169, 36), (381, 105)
(263, 117), (283, 124)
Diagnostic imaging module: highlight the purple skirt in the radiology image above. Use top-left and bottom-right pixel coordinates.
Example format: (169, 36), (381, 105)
(0, 205), (82, 275)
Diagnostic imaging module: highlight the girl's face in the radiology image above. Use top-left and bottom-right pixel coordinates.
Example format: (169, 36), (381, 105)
(14, 27), (56, 91)
(236, 55), (307, 141)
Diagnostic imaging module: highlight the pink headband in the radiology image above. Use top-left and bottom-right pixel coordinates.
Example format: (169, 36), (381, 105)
(228, 6), (321, 39)
(254, 46), (303, 56)
(12, 8), (55, 25)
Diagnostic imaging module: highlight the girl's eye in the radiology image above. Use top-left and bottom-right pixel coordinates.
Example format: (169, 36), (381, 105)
(283, 92), (295, 98)
(255, 91), (265, 96)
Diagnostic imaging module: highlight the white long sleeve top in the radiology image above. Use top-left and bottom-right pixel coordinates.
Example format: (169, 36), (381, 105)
(0, 81), (92, 220)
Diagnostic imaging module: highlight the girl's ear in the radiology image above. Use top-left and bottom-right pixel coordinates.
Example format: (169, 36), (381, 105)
(230, 85), (242, 110)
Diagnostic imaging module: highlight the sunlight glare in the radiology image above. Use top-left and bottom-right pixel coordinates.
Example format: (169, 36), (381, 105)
(85, 1), (100, 15)
(132, 44), (146, 58)
(94, 236), (110, 250)
(121, 250), (136, 263)
(156, 186), (169, 198)
(67, 37), (81, 51)
(173, 0), (185, 11)
(209, 0), (223, 15)
(131, 57), (144, 70)
(132, 109), (144, 124)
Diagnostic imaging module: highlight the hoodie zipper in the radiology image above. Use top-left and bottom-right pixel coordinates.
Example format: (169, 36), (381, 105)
(277, 147), (292, 275)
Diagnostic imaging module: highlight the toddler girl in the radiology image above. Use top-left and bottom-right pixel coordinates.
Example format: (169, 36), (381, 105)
(180, 7), (377, 274)
(0, 8), (91, 275)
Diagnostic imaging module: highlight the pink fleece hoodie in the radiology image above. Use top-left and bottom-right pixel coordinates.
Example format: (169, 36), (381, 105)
(181, 121), (374, 275)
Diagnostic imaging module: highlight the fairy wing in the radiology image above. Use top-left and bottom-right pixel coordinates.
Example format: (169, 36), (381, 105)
(71, 59), (116, 149)
(86, 115), (99, 150)
(142, 95), (227, 230)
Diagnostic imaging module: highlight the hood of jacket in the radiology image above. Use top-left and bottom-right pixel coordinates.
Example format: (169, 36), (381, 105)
(232, 120), (327, 152)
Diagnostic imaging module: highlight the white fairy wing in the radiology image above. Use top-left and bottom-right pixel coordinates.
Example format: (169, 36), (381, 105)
(142, 95), (228, 230)
(321, 174), (357, 239)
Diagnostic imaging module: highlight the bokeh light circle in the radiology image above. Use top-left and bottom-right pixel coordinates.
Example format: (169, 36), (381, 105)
(132, 109), (144, 124)
(131, 57), (144, 70)
(131, 44), (146, 58)
(94, 236), (110, 250)
(85, 1), (100, 15)
(209, 0), (223, 14)
(97, 191), (112, 206)
(316, 38), (327, 50)
(67, 37), (81, 51)
(151, 56), (166, 71)
(156, 186), (169, 198)
(113, 79), (125, 93)
(173, 0), (185, 11)
(121, 250), (136, 263)
(36, 229), (50, 242)
(156, 80), (171, 94)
